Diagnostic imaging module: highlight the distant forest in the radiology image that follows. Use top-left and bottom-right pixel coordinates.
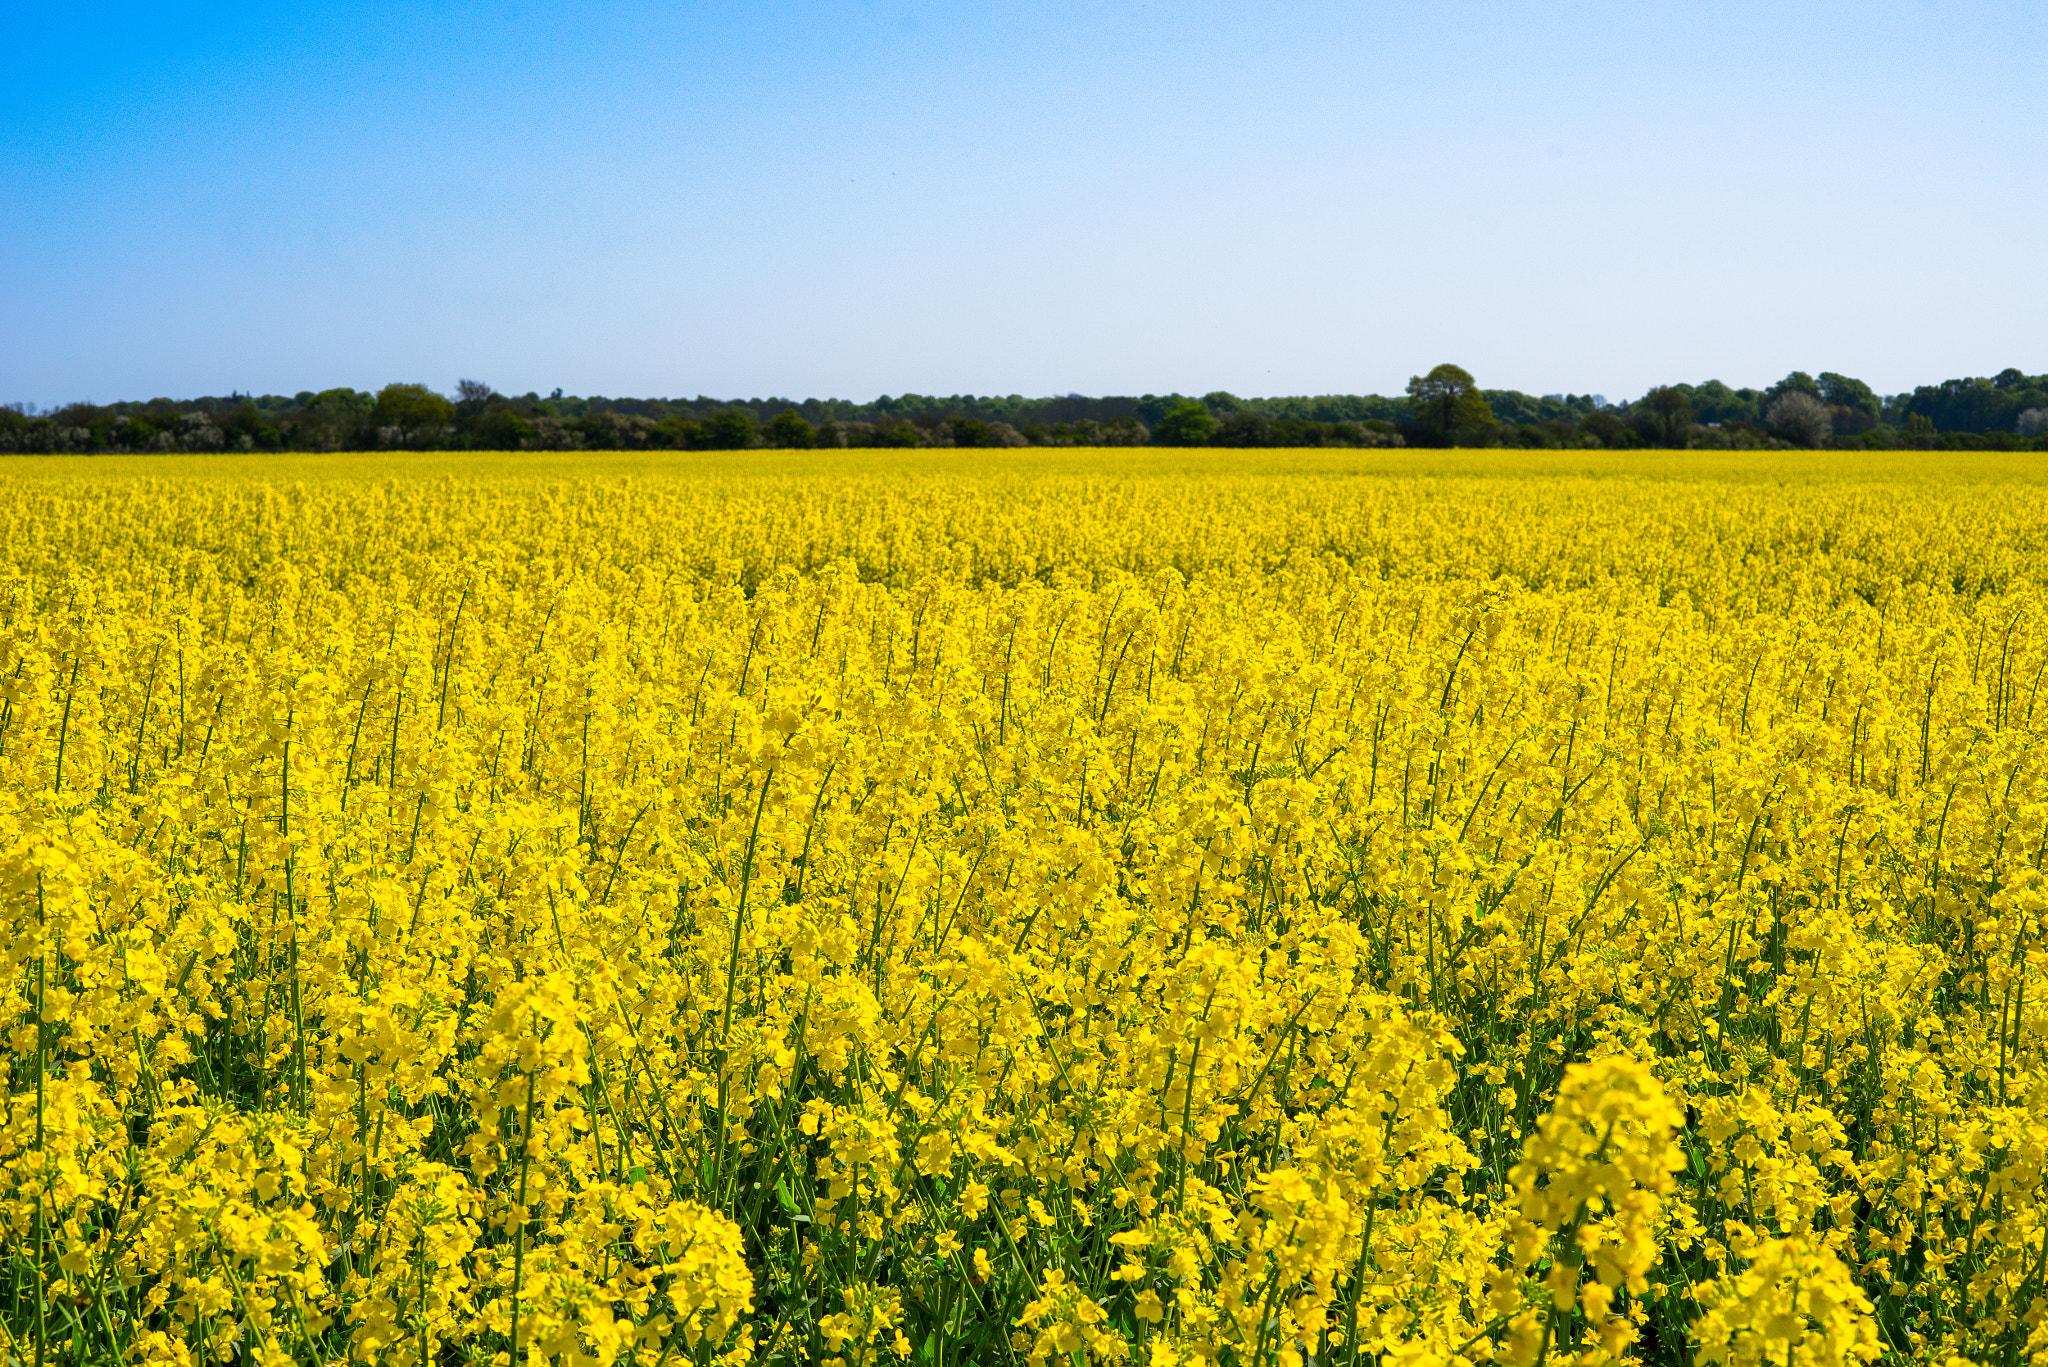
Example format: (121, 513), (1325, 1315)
(5, 365), (2045, 455)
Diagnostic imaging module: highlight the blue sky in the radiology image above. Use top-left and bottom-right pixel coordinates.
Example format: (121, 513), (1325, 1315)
(3, 0), (2042, 406)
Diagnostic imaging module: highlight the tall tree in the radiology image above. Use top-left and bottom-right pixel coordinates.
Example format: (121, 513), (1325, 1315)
(1905, 377), (2013, 434)
(1763, 372), (1824, 415)
(374, 384), (454, 426)
(1405, 364), (1492, 444)
(1816, 372), (1879, 422)
(768, 410), (816, 448)
(1154, 400), (1218, 446)
(1686, 381), (1761, 427)
(1635, 386), (1696, 447)
(699, 407), (759, 449)
(297, 388), (373, 449)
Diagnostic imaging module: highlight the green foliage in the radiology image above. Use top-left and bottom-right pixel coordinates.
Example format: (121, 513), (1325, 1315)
(1816, 372), (1879, 421)
(1405, 364), (1493, 445)
(1904, 373), (2048, 435)
(10, 368), (2048, 457)
(1634, 387), (1697, 448)
(1481, 391), (1590, 426)
(1153, 400), (1219, 447)
(1210, 413), (1401, 448)
(699, 407), (759, 450)
(768, 410), (816, 449)
(949, 417), (998, 447)
(1683, 381), (1762, 427)
(372, 383), (456, 437)
(1763, 371), (1823, 409)
(1581, 410), (1635, 448)
(653, 415), (702, 448)
(869, 421), (922, 448)
(482, 409), (535, 448)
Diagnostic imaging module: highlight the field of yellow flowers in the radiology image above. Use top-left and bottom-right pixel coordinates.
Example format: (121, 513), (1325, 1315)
(4, 447), (2048, 1367)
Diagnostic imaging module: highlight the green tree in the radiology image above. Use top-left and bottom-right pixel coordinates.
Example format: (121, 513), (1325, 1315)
(1581, 410), (1635, 448)
(372, 384), (456, 443)
(949, 418), (995, 447)
(1688, 380), (1761, 427)
(699, 407), (759, 450)
(1214, 413), (1275, 446)
(1153, 400), (1218, 446)
(653, 415), (701, 448)
(1816, 373), (1879, 421)
(1634, 387), (1697, 447)
(1405, 364), (1492, 444)
(768, 410), (816, 448)
(1903, 377), (2011, 434)
(481, 408), (534, 448)
(296, 388), (374, 449)
(1763, 371), (1823, 411)
(1814, 372), (1881, 435)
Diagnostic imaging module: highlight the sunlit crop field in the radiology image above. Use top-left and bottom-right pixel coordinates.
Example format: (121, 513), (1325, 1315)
(5, 447), (2048, 1367)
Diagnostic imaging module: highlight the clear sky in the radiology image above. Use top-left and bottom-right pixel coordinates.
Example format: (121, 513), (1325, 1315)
(3, 0), (2042, 407)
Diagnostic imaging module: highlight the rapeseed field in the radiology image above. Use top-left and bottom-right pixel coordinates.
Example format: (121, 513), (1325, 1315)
(4, 448), (2047, 1367)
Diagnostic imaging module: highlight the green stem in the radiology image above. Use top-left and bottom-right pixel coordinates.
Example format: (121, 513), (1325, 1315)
(510, 1065), (538, 1364)
(718, 765), (777, 1048)
(34, 958), (48, 1367)
(712, 763), (776, 1207)
(52, 653), (82, 792)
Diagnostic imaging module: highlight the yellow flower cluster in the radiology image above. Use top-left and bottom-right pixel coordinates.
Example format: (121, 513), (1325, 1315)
(1503, 1058), (1684, 1366)
(3, 447), (2047, 1367)
(1691, 1236), (1880, 1367)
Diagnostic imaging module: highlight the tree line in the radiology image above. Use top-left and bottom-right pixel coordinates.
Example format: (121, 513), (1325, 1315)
(4, 366), (2044, 455)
